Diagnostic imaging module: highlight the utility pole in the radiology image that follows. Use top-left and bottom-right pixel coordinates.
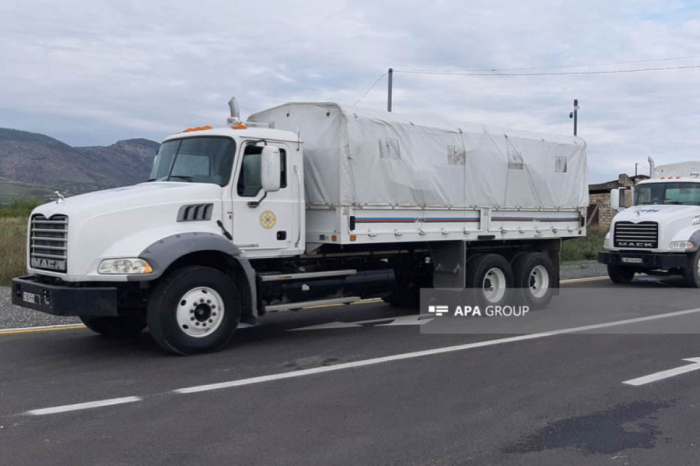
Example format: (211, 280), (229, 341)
(387, 68), (393, 112)
(569, 99), (579, 136)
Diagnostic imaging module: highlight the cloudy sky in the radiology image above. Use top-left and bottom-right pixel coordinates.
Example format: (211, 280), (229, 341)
(3, 0), (700, 182)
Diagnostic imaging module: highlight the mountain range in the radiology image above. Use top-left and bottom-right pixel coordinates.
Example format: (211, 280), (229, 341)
(0, 128), (159, 202)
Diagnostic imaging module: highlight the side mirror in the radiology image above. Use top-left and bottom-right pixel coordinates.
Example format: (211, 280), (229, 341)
(261, 146), (281, 192)
(610, 189), (623, 211)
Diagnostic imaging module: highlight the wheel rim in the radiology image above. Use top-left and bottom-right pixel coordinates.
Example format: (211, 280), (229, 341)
(176, 287), (225, 338)
(528, 265), (550, 299)
(482, 267), (507, 303)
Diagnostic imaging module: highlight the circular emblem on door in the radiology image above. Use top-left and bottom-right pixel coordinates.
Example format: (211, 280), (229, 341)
(260, 210), (277, 229)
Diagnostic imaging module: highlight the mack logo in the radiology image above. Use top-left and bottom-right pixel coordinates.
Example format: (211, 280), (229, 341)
(31, 258), (66, 271)
(617, 241), (655, 248)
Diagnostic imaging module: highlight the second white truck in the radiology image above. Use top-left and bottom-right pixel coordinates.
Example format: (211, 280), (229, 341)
(599, 159), (700, 285)
(11, 99), (588, 354)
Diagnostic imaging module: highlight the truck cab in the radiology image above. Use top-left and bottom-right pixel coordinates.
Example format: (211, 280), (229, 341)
(12, 100), (313, 354)
(599, 161), (700, 285)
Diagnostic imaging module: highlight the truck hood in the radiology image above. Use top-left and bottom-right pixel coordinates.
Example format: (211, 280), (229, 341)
(35, 182), (222, 218)
(613, 204), (700, 223)
(29, 182), (225, 280)
(608, 204), (700, 253)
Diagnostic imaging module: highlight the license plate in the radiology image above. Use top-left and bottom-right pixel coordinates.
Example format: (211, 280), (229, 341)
(22, 292), (38, 304)
(622, 257), (643, 264)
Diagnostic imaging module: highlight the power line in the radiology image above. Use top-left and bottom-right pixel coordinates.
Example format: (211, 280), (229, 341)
(398, 54), (700, 73)
(394, 64), (700, 77)
(354, 72), (387, 105)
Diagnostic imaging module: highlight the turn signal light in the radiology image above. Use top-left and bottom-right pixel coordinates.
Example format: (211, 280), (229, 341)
(182, 126), (213, 133)
(350, 235), (357, 241)
(233, 124), (247, 129)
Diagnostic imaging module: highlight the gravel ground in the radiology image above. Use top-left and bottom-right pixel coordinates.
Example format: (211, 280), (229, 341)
(561, 259), (608, 280)
(0, 260), (607, 330)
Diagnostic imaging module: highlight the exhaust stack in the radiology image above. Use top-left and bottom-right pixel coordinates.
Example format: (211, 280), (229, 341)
(227, 97), (241, 126)
(648, 156), (656, 178)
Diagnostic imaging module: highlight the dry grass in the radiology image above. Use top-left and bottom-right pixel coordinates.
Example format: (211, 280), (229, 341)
(0, 217), (27, 286)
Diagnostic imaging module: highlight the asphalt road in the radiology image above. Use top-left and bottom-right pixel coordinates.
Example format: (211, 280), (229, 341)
(2, 276), (700, 465)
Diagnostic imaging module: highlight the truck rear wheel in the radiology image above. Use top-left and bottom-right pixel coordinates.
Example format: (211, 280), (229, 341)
(147, 266), (241, 355)
(607, 264), (635, 284)
(80, 315), (146, 338)
(466, 254), (513, 308)
(512, 252), (555, 310)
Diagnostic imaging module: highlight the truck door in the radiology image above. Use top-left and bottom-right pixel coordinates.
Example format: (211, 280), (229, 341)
(231, 141), (301, 257)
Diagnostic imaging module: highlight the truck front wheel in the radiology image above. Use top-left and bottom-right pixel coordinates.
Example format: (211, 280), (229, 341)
(80, 315), (146, 338)
(607, 264), (635, 284)
(147, 266), (241, 355)
(683, 251), (700, 288)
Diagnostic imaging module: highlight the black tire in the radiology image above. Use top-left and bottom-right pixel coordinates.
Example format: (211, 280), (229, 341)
(147, 266), (241, 355)
(512, 252), (555, 310)
(683, 251), (700, 288)
(80, 315), (146, 338)
(465, 254), (514, 308)
(607, 264), (635, 284)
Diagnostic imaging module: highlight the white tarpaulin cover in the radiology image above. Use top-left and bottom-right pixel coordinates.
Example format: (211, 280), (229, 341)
(249, 103), (588, 209)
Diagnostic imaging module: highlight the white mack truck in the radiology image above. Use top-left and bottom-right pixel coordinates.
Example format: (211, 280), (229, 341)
(599, 159), (700, 285)
(11, 99), (588, 354)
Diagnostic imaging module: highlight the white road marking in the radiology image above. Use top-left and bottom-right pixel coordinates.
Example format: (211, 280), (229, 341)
(290, 321), (365, 331)
(290, 314), (433, 331)
(176, 306), (700, 395)
(623, 358), (700, 386)
(375, 315), (434, 326)
(25, 396), (142, 416)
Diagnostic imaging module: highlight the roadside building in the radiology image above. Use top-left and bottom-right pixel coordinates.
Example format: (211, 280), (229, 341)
(588, 174), (649, 229)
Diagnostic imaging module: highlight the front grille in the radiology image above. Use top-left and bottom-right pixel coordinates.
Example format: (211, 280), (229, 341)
(614, 221), (658, 249)
(30, 214), (68, 272)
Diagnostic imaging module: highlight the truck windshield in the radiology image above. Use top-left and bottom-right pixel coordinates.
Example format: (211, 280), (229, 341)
(635, 182), (700, 206)
(149, 137), (235, 187)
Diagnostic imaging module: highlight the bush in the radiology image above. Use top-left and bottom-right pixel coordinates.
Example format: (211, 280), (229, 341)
(561, 227), (607, 262)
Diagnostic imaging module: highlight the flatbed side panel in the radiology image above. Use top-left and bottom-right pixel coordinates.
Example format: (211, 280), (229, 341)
(489, 209), (584, 235)
(304, 207), (585, 246)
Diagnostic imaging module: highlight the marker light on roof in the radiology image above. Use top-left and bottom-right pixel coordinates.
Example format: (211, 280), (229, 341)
(182, 126), (212, 133)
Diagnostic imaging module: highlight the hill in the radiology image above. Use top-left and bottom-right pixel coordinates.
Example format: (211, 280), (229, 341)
(0, 128), (159, 198)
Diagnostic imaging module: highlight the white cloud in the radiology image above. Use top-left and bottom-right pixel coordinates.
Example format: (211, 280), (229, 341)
(2, 0), (700, 180)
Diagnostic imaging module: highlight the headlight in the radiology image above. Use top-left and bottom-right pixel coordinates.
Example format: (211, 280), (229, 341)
(693, 216), (700, 225)
(98, 258), (153, 274)
(670, 241), (696, 250)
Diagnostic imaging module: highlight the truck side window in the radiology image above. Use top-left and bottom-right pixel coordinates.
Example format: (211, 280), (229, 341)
(237, 146), (287, 197)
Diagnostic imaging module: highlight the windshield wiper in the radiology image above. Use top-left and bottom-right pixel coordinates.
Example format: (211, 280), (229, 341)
(169, 175), (194, 182)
